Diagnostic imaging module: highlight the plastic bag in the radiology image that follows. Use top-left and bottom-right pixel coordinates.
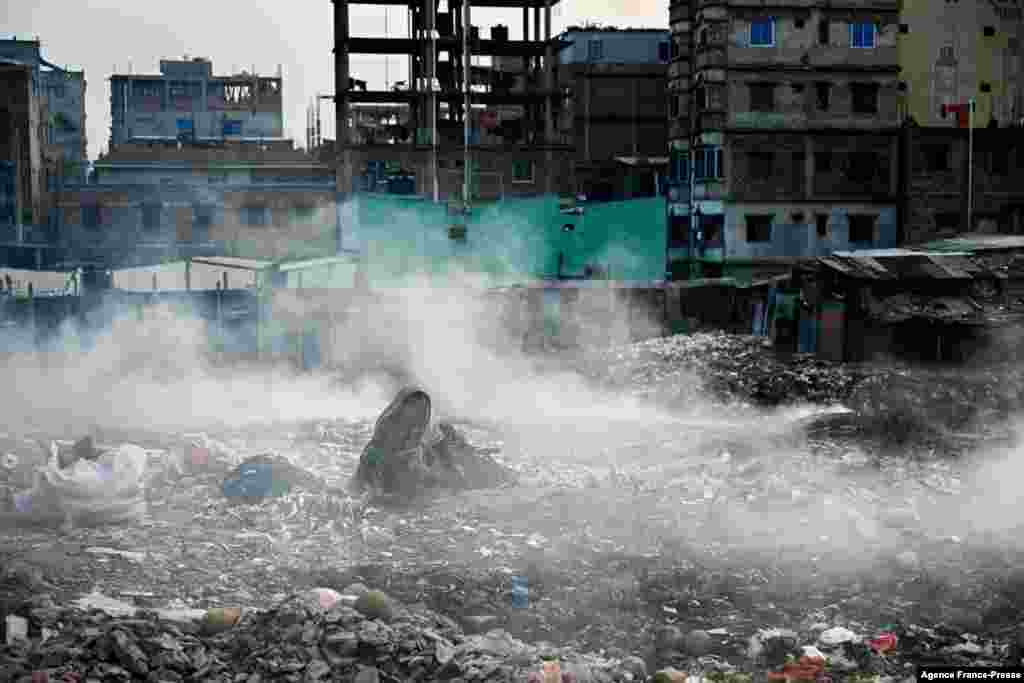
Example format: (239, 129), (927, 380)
(14, 442), (148, 525)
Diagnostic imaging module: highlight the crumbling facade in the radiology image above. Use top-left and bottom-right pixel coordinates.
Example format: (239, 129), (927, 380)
(332, 0), (575, 201)
(0, 60), (59, 249)
(57, 141), (337, 267)
(903, 125), (1024, 245)
(0, 39), (87, 184)
(558, 27), (670, 200)
(667, 0), (902, 278)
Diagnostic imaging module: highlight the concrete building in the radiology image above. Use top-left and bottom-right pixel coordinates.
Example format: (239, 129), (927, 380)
(0, 38), (88, 183)
(0, 60), (59, 251)
(902, 125), (1024, 244)
(110, 58), (284, 146)
(898, 0), (1024, 128)
(668, 0), (902, 279)
(558, 27), (670, 200)
(56, 141), (338, 268)
(332, 0), (575, 202)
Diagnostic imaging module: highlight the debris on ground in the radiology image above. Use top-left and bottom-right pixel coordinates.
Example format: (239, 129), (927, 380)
(0, 332), (1022, 680)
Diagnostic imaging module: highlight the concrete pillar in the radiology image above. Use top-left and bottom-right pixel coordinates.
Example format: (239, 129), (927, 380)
(804, 136), (814, 200)
(544, 0), (553, 193)
(334, 0), (353, 195)
(425, 0), (439, 201)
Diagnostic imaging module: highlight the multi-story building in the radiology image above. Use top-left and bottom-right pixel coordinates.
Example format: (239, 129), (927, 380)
(56, 139), (338, 268)
(50, 58), (337, 269)
(110, 58), (283, 146)
(668, 0), (902, 280)
(332, 0), (575, 201)
(903, 125), (1024, 243)
(558, 27), (670, 200)
(0, 38), (87, 183)
(0, 59), (59, 251)
(899, 0), (1024, 128)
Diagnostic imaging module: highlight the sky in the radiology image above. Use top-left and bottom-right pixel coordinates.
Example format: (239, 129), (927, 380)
(4, 0), (667, 160)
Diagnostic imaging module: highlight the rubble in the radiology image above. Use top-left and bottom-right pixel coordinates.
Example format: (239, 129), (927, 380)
(1, 332), (1023, 679)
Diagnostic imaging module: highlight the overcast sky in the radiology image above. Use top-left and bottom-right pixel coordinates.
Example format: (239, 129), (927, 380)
(5, 0), (666, 160)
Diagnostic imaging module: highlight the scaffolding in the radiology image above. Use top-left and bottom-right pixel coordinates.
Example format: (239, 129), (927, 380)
(332, 0), (568, 201)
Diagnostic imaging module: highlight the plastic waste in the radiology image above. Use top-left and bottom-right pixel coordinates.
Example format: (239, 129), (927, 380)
(222, 455), (321, 502)
(542, 658), (561, 683)
(5, 614), (28, 645)
(7, 441), (148, 526)
(512, 576), (529, 608)
(869, 632), (898, 654)
(203, 607), (242, 635)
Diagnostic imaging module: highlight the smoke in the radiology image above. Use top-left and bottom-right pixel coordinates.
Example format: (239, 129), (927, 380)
(3, 202), (1022, 587)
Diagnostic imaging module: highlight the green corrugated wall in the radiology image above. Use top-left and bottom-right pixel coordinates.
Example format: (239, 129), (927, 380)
(352, 193), (667, 288)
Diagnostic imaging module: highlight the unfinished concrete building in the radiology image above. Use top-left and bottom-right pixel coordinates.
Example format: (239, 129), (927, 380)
(332, 0), (574, 202)
(668, 0), (902, 279)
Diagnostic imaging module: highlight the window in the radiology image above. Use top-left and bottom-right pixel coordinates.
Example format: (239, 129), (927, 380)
(815, 150), (832, 173)
(748, 150), (774, 177)
(746, 215), (773, 242)
(850, 22), (876, 48)
(815, 82), (831, 110)
(848, 214), (876, 242)
(846, 151), (879, 183)
(695, 147), (725, 179)
(702, 214), (724, 244)
(293, 205), (318, 223)
(669, 216), (690, 248)
(851, 83), (879, 114)
(818, 19), (830, 45)
(922, 144), (951, 172)
(816, 214), (829, 238)
(671, 40), (680, 60)
(245, 205), (267, 226)
(987, 148), (1009, 175)
(935, 212), (961, 232)
(669, 94), (680, 118)
(672, 150), (689, 183)
(194, 205), (215, 230)
(696, 86), (707, 110)
(208, 172), (227, 184)
(699, 27), (709, 47)
(142, 203), (161, 232)
(658, 42), (670, 62)
(512, 159), (534, 183)
(82, 205), (100, 229)
(749, 83), (775, 112)
(751, 17), (775, 47)
(587, 40), (603, 61)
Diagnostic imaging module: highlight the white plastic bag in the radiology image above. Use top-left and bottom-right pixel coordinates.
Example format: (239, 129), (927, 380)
(17, 442), (149, 525)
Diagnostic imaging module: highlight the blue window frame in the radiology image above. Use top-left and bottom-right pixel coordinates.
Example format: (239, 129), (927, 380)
(751, 17), (775, 47)
(850, 22), (876, 48)
(694, 147), (725, 180)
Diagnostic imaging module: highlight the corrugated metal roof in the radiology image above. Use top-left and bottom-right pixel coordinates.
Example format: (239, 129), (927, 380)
(917, 234), (1024, 253)
(818, 252), (982, 280)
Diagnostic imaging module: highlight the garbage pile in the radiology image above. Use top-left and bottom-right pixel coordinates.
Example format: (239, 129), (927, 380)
(0, 583), (643, 683)
(2, 577), (1021, 683)
(579, 333), (865, 409)
(579, 332), (1022, 454)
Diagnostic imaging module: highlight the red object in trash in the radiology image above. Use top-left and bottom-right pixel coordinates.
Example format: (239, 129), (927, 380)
(188, 444), (210, 468)
(869, 632), (898, 653)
